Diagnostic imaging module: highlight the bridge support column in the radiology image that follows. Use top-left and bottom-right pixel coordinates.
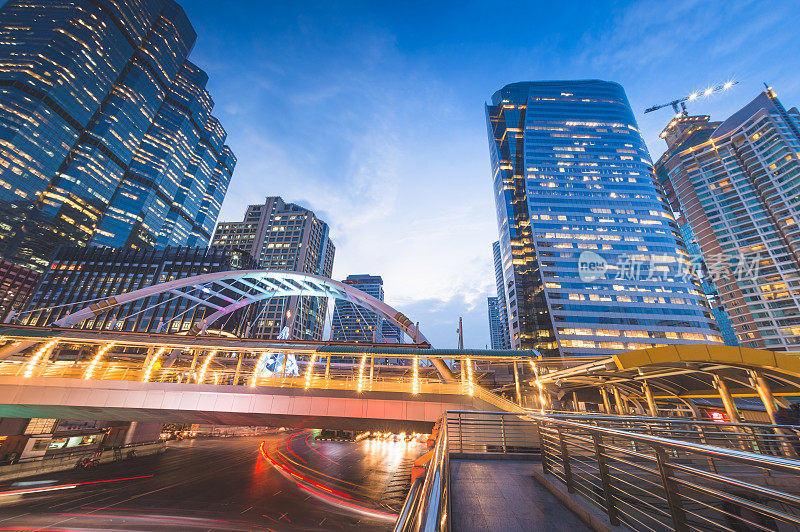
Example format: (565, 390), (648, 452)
(572, 391), (581, 412)
(643, 381), (658, 417)
(189, 350), (199, 371)
(431, 358), (456, 382)
(612, 387), (626, 415)
(600, 387), (612, 414)
(324, 355), (331, 379)
(513, 361), (522, 405)
(749, 370), (778, 424)
(713, 375), (740, 423)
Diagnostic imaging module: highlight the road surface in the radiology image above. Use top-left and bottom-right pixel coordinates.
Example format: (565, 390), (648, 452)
(0, 431), (424, 531)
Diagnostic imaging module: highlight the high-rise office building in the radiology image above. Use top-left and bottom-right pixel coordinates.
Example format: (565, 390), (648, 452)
(655, 88), (800, 350)
(331, 275), (385, 342)
(210, 197), (335, 340)
(487, 296), (507, 350)
(491, 241), (512, 349)
(486, 80), (721, 356)
(329, 274), (404, 343)
(0, 260), (40, 323)
(22, 246), (256, 335)
(0, 0), (235, 271)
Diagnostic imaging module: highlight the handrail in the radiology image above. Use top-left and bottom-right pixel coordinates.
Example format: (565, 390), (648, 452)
(394, 422), (450, 532)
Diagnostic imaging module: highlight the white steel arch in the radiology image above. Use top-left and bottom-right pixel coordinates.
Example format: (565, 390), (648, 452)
(52, 270), (428, 344)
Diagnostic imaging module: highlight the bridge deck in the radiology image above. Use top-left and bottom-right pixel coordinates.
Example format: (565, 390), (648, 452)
(449, 459), (588, 531)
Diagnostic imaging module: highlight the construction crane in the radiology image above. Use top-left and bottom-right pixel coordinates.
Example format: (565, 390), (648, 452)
(644, 81), (738, 115)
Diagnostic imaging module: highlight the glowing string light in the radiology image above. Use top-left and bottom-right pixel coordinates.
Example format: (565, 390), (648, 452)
(412, 356), (419, 395)
(142, 347), (166, 382)
(530, 358), (546, 414)
(356, 353), (367, 393)
(83, 342), (115, 379)
(465, 357), (474, 396)
(197, 350), (217, 383)
(250, 352), (269, 387)
(304, 353), (317, 389)
(23, 339), (58, 378)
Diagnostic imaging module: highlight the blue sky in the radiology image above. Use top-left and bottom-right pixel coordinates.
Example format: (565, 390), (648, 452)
(181, 0), (800, 348)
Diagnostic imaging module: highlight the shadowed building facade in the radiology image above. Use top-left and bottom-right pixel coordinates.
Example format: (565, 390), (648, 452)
(486, 80), (721, 356)
(210, 197), (335, 340)
(0, 0), (234, 271)
(655, 88), (800, 350)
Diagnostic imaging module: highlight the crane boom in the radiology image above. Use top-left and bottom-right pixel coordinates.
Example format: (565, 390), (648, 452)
(644, 81), (738, 114)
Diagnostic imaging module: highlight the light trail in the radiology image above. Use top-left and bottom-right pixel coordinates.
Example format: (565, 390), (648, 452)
(0, 475), (153, 497)
(304, 432), (340, 466)
(142, 347), (166, 382)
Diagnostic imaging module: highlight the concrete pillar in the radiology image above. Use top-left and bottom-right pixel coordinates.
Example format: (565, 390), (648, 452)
(324, 355), (331, 379)
(572, 391), (581, 412)
(600, 387), (612, 414)
(643, 381), (658, 417)
(713, 375), (740, 423)
(123, 421), (138, 446)
(513, 361), (522, 405)
(612, 386), (626, 415)
(369, 356), (375, 389)
(750, 371), (778, 424)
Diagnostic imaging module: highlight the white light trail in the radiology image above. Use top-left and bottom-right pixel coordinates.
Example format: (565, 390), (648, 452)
(197, 350), (217, 383)
(142, 347), (166, 382)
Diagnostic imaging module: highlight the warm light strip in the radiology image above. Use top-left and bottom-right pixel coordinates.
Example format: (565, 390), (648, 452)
(304, 353), (317, 389)
(83, 342), (115, 379)
(142, 347), (166, 382)
(250, 352), (269, 387)
(466, 357), (474, 396)
(531, 359), (546, 413)
(356, 353), (367, 393)
(23, 339), (58, 378)
(197, 350), (217, 383)
(412, 356), (419, 395)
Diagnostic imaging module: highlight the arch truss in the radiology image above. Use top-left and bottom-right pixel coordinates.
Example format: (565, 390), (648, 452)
(51, 270), (428, 345)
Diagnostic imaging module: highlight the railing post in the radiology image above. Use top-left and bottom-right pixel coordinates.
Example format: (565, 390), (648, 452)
(557, 427), (574, 493)
(654, 446), (689, 532)
(696, 425), (718, 473)
(458, 412), (463, 453)
(592, 433), (620, 526)
(500, 415), (507, 453)
(535, 421), (550, 474)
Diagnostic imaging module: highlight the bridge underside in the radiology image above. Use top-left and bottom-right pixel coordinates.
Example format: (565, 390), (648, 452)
(0, 376), (500, 432)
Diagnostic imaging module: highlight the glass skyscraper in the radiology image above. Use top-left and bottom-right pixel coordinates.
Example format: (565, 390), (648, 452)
(331, 274), (391, 343)
(656, 88), (800, 350)
(487, 296), (507, 350)
(0, 0), (235, 271)
(491, 241), (511, 349)
(487, 80), (721, 356)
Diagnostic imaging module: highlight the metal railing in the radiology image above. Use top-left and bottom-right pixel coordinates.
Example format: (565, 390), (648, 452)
(394, 422), (450, 532)
(546, 413), (800, 459)
(398, 411), (800, 531)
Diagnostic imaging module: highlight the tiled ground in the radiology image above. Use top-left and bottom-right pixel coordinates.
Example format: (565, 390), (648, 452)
(449, 459), (590, 531)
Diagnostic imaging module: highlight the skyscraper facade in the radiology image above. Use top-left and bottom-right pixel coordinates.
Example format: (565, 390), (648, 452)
(331, 274), (385, 343)
(491, 241), (511, 349)
(21, 246), (256, 334)
(487, 296), (507, 350)
(210, 197), (335, 340)
(0, 0), (235, 271)
(655, 88), (800, 350)
(486, 80), (721, 356)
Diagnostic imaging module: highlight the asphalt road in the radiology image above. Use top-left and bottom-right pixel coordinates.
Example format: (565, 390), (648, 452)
(0, 432), (425, 531)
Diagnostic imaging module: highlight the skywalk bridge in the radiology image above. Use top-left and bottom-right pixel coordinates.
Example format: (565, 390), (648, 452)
(0, 326), (528, 431)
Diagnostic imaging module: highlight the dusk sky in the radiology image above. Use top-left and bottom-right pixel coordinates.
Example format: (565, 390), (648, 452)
(180, 0), (799, 348)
